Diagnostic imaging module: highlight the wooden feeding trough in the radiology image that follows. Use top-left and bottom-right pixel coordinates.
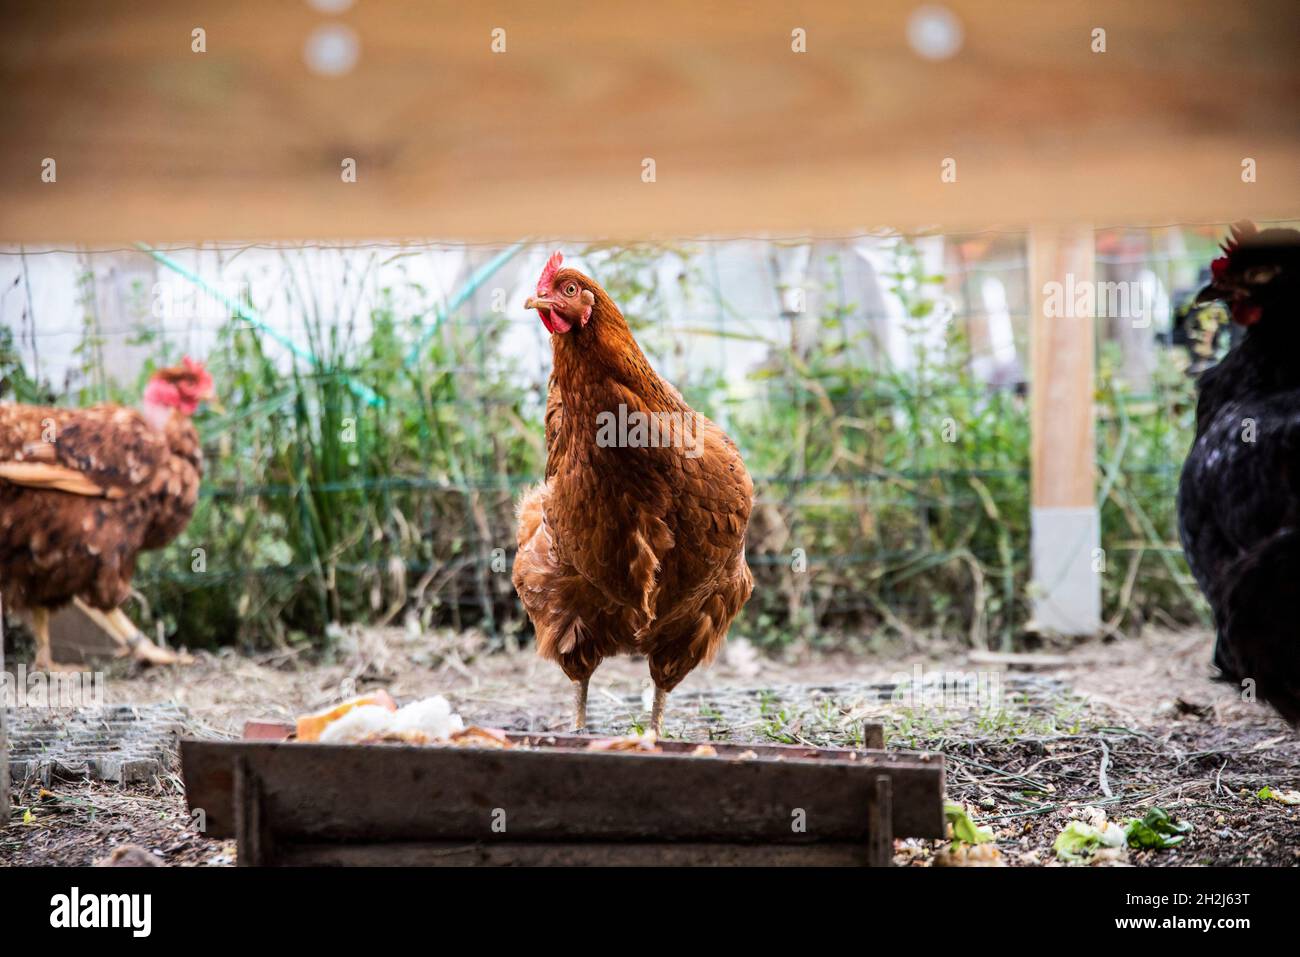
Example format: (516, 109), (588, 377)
(181, 721), (945, 866)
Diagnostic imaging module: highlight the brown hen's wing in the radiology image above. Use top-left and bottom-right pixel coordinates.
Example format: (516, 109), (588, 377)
(673, 420), (754, 567)
(641, 419), (754, 687)
(543, 370), (565, 480)
(0, 404), (168, 498)
(0, 462), (125, 498)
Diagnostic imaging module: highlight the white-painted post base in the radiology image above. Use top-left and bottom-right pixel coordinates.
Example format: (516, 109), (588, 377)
(1030, 505), (1102, 636)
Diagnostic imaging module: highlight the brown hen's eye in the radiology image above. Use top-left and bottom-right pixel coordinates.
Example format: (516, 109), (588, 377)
(564, 282), (578, 296)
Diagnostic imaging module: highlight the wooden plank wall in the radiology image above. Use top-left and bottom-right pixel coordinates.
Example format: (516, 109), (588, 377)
(0, 0), (1298, 243)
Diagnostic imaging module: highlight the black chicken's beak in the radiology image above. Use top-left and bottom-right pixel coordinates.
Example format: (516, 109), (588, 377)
(1195, 282), (1224, 305)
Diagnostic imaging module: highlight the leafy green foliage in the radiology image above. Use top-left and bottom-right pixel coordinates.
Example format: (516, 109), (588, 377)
(944, 801), (993, 850)
(0, 326), (53, 404)
(1053, 818), (1127, 862)
(133, 268), (541, 650)
(1124, 807), (1193, 849)
(1256, 786), (1300, 806)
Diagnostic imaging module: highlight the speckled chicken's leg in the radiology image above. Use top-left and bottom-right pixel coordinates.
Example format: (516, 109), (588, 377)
(105, 608), (192, 665)
(30, 607), (56, 671)
(73, 599), (191, 666)
(573, 677), (589, 732)
(650, 686), (668, 738)
(73, 602), (133, 657)
(30, 608), (82, 672)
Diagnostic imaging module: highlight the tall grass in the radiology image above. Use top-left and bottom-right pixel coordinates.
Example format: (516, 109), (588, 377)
(134, 272), (540, 650)
(732, 244), (1032, 649)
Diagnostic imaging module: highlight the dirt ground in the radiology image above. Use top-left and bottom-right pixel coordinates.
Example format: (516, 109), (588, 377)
(2, 626), (1298, 867)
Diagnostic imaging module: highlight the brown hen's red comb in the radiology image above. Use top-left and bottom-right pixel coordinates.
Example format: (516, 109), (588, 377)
(537, 250), (564, 293)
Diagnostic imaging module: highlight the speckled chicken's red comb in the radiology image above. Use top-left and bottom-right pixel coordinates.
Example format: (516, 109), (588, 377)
(186, 356), (213, 390)
(537, 250), (564, 293)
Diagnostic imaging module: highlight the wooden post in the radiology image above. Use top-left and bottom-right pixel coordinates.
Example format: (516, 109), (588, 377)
(866, 775), (894, 867)
(1028, 226), (1101, 636)
(234, 756), (271, 866)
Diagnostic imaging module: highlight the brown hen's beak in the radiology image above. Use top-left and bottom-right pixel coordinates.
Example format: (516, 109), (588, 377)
(525, 296), (556, 311)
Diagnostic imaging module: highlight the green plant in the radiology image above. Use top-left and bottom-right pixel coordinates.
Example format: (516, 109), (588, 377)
(944, 801), (994, 851)
(134, 254), (542, 649)
(1125, 808), (1193, 849)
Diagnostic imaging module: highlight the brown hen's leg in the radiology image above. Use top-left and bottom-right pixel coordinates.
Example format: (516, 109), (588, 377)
(650, 686), (668, 738)
(573, 677), (590, 732)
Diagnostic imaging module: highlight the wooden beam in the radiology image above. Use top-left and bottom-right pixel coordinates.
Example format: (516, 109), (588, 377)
(1028, 225), (1101, 635)
(1, 0), (1298, 242)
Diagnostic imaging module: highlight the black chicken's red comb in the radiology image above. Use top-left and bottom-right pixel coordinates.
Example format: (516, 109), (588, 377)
(1219, 220), (1258, 257)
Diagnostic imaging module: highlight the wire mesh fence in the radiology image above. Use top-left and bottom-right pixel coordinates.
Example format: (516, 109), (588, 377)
(0, 226), (1245, 650)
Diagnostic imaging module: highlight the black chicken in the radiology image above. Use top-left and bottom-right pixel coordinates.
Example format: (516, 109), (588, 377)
(1178, 222), (1300, 723)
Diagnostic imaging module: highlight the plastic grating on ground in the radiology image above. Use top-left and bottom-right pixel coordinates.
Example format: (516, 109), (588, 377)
(1, 676), (1073, 785)
(577, 674), (1075, 741)
(5, 703), (189, 786)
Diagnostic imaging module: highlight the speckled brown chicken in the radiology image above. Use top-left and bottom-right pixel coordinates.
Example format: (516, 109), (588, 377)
(512, 252), (754, 735)
(0, 358), (217, 669)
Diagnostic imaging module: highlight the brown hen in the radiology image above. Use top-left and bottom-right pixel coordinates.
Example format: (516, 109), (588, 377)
(512, 253), (754, 735)
(0, 358), (216, 669)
